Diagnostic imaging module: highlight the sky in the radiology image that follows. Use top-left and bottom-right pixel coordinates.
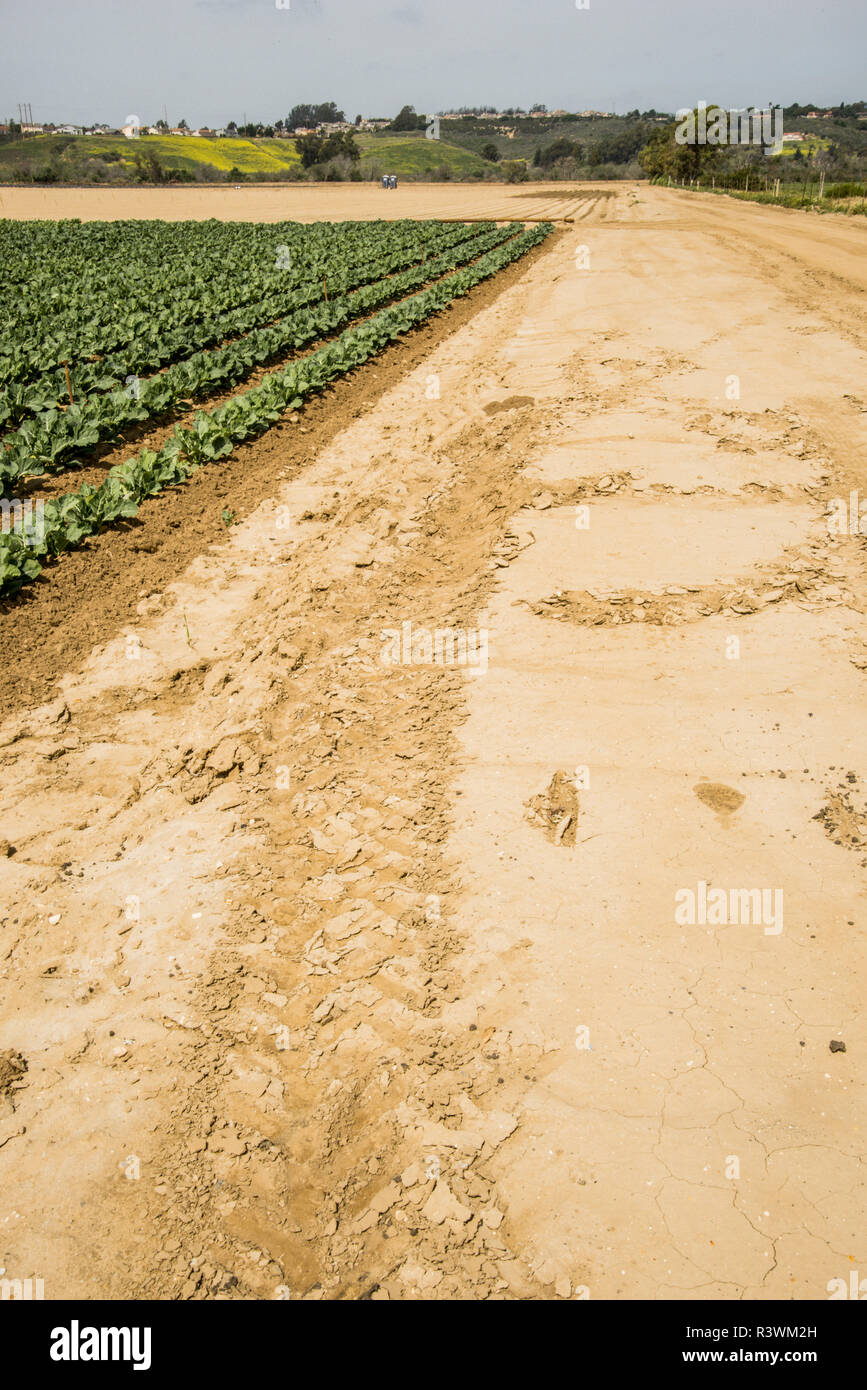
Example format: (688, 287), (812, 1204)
(1, 0), (864, 129)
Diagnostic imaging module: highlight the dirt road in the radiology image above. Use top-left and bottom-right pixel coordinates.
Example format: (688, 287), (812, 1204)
(1, 185), (866, 1300)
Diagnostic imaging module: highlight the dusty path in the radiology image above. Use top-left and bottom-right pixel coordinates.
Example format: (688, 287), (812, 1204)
(1, 185), (865, 1300)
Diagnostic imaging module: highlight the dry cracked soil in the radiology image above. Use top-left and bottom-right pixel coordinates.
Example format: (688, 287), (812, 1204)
(1, 182), (866, 1301)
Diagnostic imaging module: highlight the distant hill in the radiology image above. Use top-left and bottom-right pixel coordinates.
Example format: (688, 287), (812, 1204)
(355, 132), (490, 177)
(0, 131), (491, 183)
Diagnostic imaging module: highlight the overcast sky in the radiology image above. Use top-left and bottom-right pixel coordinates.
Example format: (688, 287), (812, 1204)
(2, 0), (863, 129)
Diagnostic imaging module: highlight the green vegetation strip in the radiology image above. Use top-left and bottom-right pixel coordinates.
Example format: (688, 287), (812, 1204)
(0, 224), (552, 597)
(0, 220), (488, 427)
(0, 223), (514, 492)
(0, 219), (487, 398)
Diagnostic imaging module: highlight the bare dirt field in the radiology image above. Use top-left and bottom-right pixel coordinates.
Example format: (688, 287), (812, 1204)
(0, 180), (620, 224)
(1, 183), (866, 1301)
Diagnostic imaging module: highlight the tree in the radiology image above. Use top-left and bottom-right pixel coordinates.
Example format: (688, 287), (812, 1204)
(391, 104), (422, 131)
(639, 108), (724, 180)
(480, 142), (500, 162)
(295, 129), (360, 167)
(500, 159), (528, 183)
(539, 137), (582, 166)
(285, 102), (345, 131)
(178, 118), (189, 130)
(155, 119), (168, 132)
(133, 152), (165, 183)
